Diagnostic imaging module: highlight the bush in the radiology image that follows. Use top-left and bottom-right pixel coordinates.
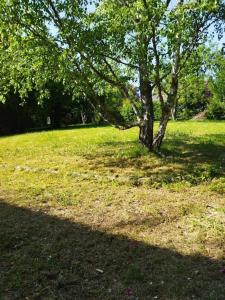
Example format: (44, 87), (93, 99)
(121, 100), (163, 122)
(207, 99), (225, 120)
(120, 99), (136, 123)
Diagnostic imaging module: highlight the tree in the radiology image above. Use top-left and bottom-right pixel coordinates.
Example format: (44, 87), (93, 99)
(207, 53), (225, 119)
(212, 54), (225, 102)
(0, 0), (224, 150)
(0, 83), (87, 134)
(176, 76), (209, 119)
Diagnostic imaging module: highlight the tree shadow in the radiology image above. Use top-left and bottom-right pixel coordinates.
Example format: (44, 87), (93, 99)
(162, 133), (225, 163)
(85, 132), (225, 186)
(0, 201), (225, 299)
(0, 123), (104, 138)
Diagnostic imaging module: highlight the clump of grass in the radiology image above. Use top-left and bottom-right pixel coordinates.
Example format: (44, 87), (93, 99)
(209, 179), (225, 194)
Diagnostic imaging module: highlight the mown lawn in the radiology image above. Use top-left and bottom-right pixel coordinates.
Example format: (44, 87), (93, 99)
(0, 121), (225, 299)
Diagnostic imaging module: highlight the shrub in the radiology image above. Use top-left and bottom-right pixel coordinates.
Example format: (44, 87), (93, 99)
(207, 98), (225, 120)
(120, 99), (136, 123)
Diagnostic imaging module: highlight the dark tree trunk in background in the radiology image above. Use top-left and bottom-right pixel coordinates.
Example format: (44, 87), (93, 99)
(81, 111), (87, 124)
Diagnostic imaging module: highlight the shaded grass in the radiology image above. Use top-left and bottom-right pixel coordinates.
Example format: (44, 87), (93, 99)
(1, 201), (225, 299)
(0, 121), (225, 298)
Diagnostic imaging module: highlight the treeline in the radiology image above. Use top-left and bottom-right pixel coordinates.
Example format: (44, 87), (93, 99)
(1, 72), (224, 135)
(0, 84), (96, 135)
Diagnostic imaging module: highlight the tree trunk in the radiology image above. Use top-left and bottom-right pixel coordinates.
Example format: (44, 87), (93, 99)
(152, 57), (180, 150)
(153, 82), (178, 150)
(139, 114), (154, 150)
(153, 112), (170, 150)
(137, 33), (156, 150)
(138, 85), (155, 150)
(81, 111), (87, 124)
(171, 96), (178, 120)
(171, 106), (176, 121)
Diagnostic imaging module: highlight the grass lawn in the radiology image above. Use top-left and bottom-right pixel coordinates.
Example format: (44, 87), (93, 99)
(0, 120), (225, 299)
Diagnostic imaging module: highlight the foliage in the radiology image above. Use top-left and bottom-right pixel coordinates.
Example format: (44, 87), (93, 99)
(207, 98), (225, 119)
(120, 99), (136, 124)
(177, 76), (210, 119)
(153, 101), (162, 121)
(211, 55), (225, 102)
(206, 54), (225, 120)
(0, 83), (97, 134)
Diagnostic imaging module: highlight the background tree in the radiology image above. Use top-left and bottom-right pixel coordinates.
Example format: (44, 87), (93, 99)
(211, 54), (225, 102)
(207, 53), (225, 119)
(176, 76), (209, 119)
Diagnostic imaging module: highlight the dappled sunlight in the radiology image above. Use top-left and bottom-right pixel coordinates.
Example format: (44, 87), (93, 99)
(81, 130), (225, 188)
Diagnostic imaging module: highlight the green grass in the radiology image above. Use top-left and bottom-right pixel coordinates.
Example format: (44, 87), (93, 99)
(0, 121), (225, 299)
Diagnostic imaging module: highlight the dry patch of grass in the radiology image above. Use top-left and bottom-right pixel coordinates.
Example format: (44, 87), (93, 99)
(0, 121), (225, 299)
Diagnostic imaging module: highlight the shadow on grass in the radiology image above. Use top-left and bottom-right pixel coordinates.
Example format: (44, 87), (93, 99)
(0, 123), (106, 138)
(0, 201), (225, 299)
(85, 132), (225, 186)
(162, 133), (225, 161)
